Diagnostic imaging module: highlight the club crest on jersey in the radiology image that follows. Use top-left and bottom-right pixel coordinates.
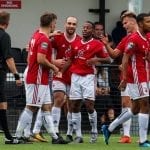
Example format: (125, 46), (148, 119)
(41, 42), (48, 50)
(127, 42), (135, 50)
(65, 45), (71, 54)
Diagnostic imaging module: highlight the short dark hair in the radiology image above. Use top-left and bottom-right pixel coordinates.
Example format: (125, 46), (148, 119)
(0, 10), (10, 25)
(121, 11), (136, 21)
(40, 12), (57, 27)
(94, 22), (104, 29)
(94, 22), (103, 26)
(86, 21), (95, 29)
(136, 13), (150, 23)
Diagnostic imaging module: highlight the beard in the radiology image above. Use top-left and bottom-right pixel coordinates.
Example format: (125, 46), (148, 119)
(66, 29), (75, 35)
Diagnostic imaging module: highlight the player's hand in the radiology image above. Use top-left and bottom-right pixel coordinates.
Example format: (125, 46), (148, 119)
(53, 66), (62, 78)
(53, 65), (59, 74)
(87, 58), (100, 66)
(100, 34), (109, 45)
(118, 80), (127, 91)
(26, 44), (29, 51)
(118, 64), (123, 71)
(52, 58), (67, 68)
(55, 71), (62, 78)
(16, 80), (22, 86)
(49, 30), (61, 37)
(143, 52), (150, 62)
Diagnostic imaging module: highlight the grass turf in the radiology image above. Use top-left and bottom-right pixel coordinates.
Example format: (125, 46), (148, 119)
(0, 133), (147, 150)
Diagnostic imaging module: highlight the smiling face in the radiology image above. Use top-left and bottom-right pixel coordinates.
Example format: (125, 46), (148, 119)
(65, 16), (77, 35)
(122, 16), (137, 34)
(82, 22), (94, 40)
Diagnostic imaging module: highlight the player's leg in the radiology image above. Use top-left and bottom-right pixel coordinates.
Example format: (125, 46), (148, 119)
(70, 74), (83, 143)
(32, 108), (48, 142)
(0, 71), (16, 144)
(66, 97), (74, 142)
(71, 100), (83, 143)
(52, 80), (66, 136)
(119, 93), (132, 143)
(102, 103), (134, 145)
(41, 85), (68, 144)
(85, 100), (98, 143)
(82, 74), (98, 143)
(15, 84), (40, 143)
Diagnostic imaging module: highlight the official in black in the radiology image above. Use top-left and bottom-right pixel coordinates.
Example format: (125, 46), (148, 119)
(0, 10), (22, 144)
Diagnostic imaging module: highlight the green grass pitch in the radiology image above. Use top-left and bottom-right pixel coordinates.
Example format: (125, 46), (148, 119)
(0, 133), (148, 150)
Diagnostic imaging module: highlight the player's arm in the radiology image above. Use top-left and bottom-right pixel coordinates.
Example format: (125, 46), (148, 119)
(60, 58), (72, 74)
(52, 58), (67, 68)
(143, 51), (150, 62)
(118, 53), (130, 91)
(87, 42), (111, 65)
(6, 57), (22, 86)
(6, 58), (18, 75)
(101, 35), (121, 58)
(94, 56), (111, 63)
(105, 46), (121, 59)
(2, 34), (22, 86)
(37, 53), (59, 74)
(49, 30), (61, 38)
(147, 52), (150, 62)
(87, 56), (111, 66)
(122, 53), (130, 81)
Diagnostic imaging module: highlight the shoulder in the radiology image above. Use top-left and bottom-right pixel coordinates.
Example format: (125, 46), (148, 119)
(93, 38), (104, 47)
(0, 30), (10, 44)
(39, 33), (49, 43)
(0, 30), (10, 39)
(54, 33), (64, 39)
(124, 33), (138, 44)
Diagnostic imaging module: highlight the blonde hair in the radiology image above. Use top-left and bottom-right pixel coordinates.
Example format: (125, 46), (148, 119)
(121, 11), (136, 22)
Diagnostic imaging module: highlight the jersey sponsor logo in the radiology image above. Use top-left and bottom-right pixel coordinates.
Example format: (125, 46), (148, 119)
(41, 42), (48, 50)
(75, 49), (86, 60)
(126, 42), (135, 50)
(65, 45), (71, 54)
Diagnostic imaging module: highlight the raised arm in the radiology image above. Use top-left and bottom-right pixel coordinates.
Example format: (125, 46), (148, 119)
(101, 35), (121, 59)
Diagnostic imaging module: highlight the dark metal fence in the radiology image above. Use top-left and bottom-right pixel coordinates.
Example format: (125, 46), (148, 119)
(6, 64), (139, 135)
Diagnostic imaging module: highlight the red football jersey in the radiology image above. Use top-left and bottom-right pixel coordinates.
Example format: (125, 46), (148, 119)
(117, 34), (132, 54)
(26, 30), (52, 85)
(125, 31), (150, 83)
(69, 38), (109, 75)
(51, 33), (81, 85)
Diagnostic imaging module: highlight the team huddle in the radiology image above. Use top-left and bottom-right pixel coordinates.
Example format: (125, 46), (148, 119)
(0, 10), (150, 148)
